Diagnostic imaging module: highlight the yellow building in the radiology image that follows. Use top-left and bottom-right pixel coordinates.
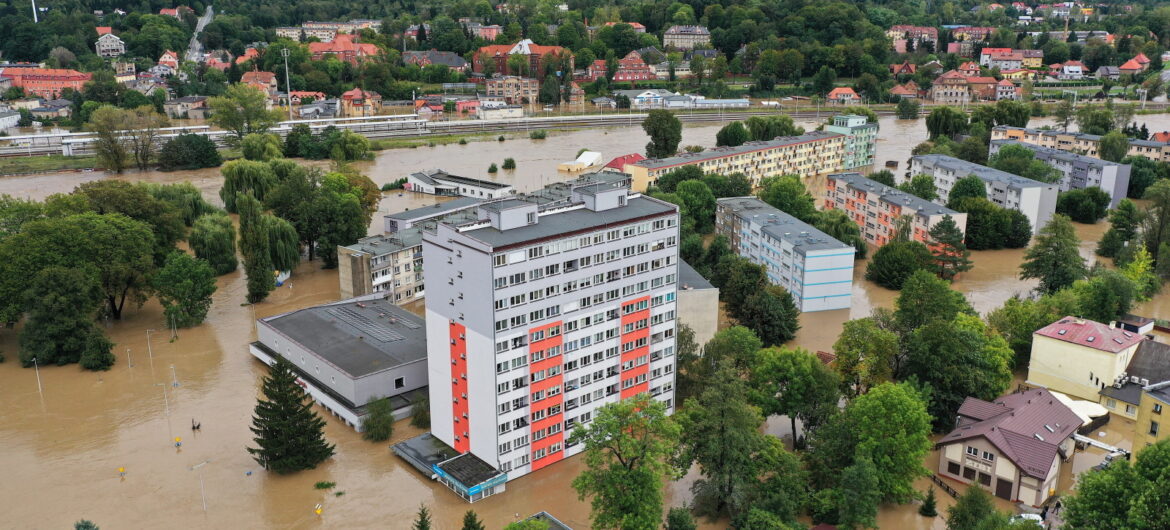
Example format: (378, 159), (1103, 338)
(1134, 382), (1170, 449)
(992, 126), (1170, 163)
(1026, 317), (1144, 402)
(623, 131), (846, 192)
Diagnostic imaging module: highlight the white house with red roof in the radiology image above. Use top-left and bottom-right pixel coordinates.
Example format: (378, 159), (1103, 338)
(157, 50), (180, 69)
(826, 87), (859, 105)
(937, 388), (1081, 506)
(1027, 316), (1146, 402)
(605, 153), (646, 172)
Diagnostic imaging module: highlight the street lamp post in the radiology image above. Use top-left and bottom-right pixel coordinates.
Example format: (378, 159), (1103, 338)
(155, 383), (173, 441)
(190, 460), (211, 512)
(282, 48), (293, 122)
(32, 356), (43, 395)
(146, 329), (156, 373)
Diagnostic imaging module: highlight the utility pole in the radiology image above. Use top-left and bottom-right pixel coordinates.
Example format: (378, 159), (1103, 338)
(30, 0), (38, 23)
(282, 48), (293, 121)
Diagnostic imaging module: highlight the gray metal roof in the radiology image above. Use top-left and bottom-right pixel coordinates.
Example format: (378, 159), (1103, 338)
(431, 172), (513, 190)
(913, 154), (1052, 189)
(717, 197), (853, 254)
(345, 230), (424, 256)
(990, 139), (1126, 168)
(677, 259), (714, 291)
(462, 195), (677, 248)
(828, 173), (960, 216)
(261, 297), (427, 378)
(633, 131), (842, 170)
(385, 196), (482, 221)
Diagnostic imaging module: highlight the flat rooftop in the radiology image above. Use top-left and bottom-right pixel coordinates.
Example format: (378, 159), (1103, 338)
(433, 172), (513, 190)
(261, 297), (427, 378)
(461, 195), (677, 249)
(677, 259), (714, 291)
(718, 196), (853, 253)
(344, 229), (424, 255)
(829, 173), (960, 216)
(914, 154), (1052, 189)
(632, 131), (843, 170)
(385, 196), (482, 221)
(990, 139), (1126, 167)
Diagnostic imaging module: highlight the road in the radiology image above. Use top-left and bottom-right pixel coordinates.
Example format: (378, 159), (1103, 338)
(185, 6), (215, 62)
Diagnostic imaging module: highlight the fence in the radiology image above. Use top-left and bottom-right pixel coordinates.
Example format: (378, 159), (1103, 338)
(929, 473), (961, 499)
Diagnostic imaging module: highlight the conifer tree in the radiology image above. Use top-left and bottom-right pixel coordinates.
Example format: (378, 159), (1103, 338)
(412, 505), (432, 530)
(248, 358), (334, 474)
(461, 510), (485, 530)
(919, 487), (938, 517)
(929, 215), (973, 281)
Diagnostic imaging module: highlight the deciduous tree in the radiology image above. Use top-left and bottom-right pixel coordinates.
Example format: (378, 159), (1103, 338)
(190, 212), (238, 275)
(865, 240), (934, 290)
(832, 318), (898, 398)
(642, 110), (682, 159)
(152, 251), (217, 327)
(209, 84), (283, 142)
(18, 267), (114, 370)
(1020, 214), (1088, 294)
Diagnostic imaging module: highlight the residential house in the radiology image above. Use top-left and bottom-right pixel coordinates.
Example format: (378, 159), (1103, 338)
(586, 51), (655, 82)
(937, 388), (1081, 505)
(403, 169), (514, 199)
(0, 68), (92, 98)
(591, 96), (616, 108)
(31, 98), (73, 119)
(241, 71), (279, 97)
(958, 61), (982, 76)
(978, 48), (1014, 66)
(930, 70), (971, 104)
(1026, 317), (1145, 402)
(0, 109), (20, 130)
(163, 95), (209, 119)
(236, 47), (260, 65)
(1119, 58), (1143, 76)
(157, 50), (180, 69)
(95, 33), (125, 58)
(992, 125), (1170, 164)
(477, 104), (524, 120)
(1152, 132), (1170, 143)
(606, 153), (645, 172)
(890, 61), (917, 75)
(95, 26), (111, 35)
(299, 99), (339, 119)
(890, 81), (921, 99)
(1000, 69), (1035, 81)
(473, 39), (569, 76)
(996, 79), (1021, 100)
(206, 57), (231, 71)
(825, 173), (966, 247)
(403, 50), (469, 72)
(485, 76), (539, 104)
(285, 90), (326, 105)
(1095, 65), (1121, 80)
(566, 82), (584, 105)
(716, 197), (854, 312)
(663, 25), (711, 49)
(967, 76), (999, 100)
(308, 34), (379, 65)
(886, 25), (939, 51)
(826, 87), (859, 105)
(340, 88), (382, 117)
(403, 24), (431, 40)
(1053, 60), (1086, 80)
(953, 26), (995, 41)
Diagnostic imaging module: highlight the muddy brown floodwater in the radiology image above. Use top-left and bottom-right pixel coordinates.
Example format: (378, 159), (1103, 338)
(2, 114), (1169, 529)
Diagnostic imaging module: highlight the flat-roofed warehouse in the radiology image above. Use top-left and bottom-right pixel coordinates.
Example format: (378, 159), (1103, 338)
(250, 294), (428, 431)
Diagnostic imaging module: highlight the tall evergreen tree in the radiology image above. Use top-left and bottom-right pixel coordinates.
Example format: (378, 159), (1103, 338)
(460, 510), (485, 530)
(929, 215), (973, 281)
(1020, 214), (1088, 294)
(247, 358), (335, 473)
(412, 505), (432, 530)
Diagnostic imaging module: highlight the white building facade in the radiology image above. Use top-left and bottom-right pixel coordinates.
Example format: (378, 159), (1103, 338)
(910, 154), (1058, 234)
(990, 139), (1131, 208)
(716, 197), (855, 312)
(423, 182), (680, 482)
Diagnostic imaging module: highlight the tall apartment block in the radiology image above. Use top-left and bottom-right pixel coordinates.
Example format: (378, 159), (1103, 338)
(422, 179), (681, 493)
(989, 139), (1131, 208)
(991, 125), (1170, 164)
(824, 115), (879, 171)
(825, 173), (967, 247)
(909, 154), (1058, 234)
(624, 126), (872, 191)
(715, 197), (854, 312)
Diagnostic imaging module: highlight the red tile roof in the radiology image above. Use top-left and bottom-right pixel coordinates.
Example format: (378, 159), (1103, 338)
(241, 71), (277, 84)
(1034, 316), (1144, 353)
(1134, 52), (1150, 64)
(96, 26), (112, 35)
(605, 153), (645, 169)
(1152, 132), (1170, 143)
(827, 87), (858, 100)
(941, 388), (1082, 479)
(1120, 59), (1143, 71)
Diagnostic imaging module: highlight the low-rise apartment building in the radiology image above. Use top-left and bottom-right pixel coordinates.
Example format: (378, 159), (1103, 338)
(909, 154), (1058, 234)
(405, 169), (515, 199)
(1135, 381), (1170, 449)
(625, 130), (851, 192)
(485, 76), (539, 104)
(990, 139), (1131, 208)
(991, 125), (1170, 164)
(823, 114), (878, 171)
(716, 197), (854, 312)
(1026, 317), (1144, 402)
(0, 67), (92, 98)
(663, 25), (711, 49)
(825, 173), (966, 247)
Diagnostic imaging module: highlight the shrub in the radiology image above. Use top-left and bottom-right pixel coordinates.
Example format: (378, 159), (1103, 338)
(157, 134), (222, 171)
(497, 135), (505, 141)
(458, 138), (467, 145)
(529, 130), (547, 139)
(502, 158), (516, 170)
(488, 163), (498, 173)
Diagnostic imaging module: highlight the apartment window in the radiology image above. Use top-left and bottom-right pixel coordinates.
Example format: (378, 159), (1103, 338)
(494, 255), (507, 267)
(1155, 404), (1163, 415)
(1151, 421), (1160, 437)
(527, 212), (537, 224)
(1127, 404), (1138, 415)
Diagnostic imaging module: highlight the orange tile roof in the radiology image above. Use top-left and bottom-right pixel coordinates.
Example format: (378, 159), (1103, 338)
(96, 26), (112, 35)
(1120, 59), (1143, 71)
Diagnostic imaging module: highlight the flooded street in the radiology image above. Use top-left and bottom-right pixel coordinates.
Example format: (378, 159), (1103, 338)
(2, 113), (1169, 528)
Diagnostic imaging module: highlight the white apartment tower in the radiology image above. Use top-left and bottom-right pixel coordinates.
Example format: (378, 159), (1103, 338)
(422, 180), (681, 485)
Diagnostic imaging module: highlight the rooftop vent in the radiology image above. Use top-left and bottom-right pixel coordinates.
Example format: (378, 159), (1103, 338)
(1058, 329), (1068, 335)
(1034, 433), (1045, 441)
(1045, 425), (1055, 432)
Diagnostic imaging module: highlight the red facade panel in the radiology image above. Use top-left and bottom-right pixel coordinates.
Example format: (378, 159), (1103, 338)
(450, 322), (470, 453)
